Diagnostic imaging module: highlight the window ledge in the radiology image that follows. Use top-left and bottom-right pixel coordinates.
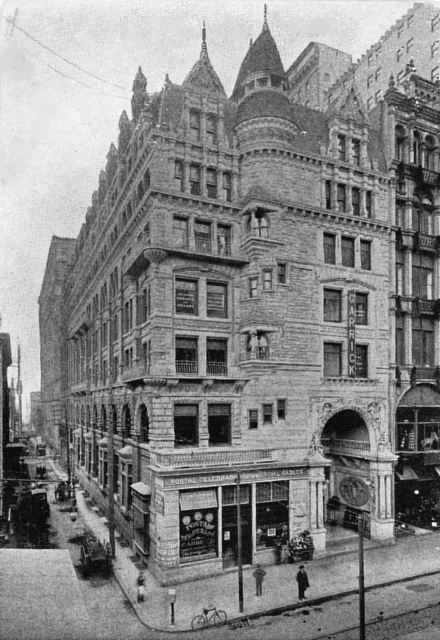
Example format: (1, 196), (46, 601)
(323, 376), (378, 385)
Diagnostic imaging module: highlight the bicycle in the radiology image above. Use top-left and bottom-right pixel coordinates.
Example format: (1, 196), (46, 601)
(191, 606), (227, 629)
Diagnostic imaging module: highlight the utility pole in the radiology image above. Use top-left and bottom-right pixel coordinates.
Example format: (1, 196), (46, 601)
(17, 343), (22, 438)
(236, 471), (244, 613)
(107, 303), (116, 559)
(358, 513), (366, 640)
(65, 405), (71, 486)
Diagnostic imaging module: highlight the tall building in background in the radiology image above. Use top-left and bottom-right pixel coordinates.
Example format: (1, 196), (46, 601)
(38, 237), (77, 456)
(0, 333), (12, 515)
(30, 391), (42, 434)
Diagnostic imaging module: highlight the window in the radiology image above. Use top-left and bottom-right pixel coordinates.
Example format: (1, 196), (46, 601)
(324, 233), (336, 264)
(432, 15), (440, 32)
(396, 48), (403, 62)
(249, 277), (258, 298)
(142, 340), (150, 373)
(413, 318), (434, 367)
(352, 139), (361, 166)
(396, 252), (404, 295)
(139, 405), (149, 443)
(249, 409), (258, 430)
(174, 404), (198, 446)
(324, 289), (342, 322)
(413, 207), (433, 235)
(194, 220), (211, 252)
(208, 404), (231, 445)
(375, 67), (381, 82)
(277, 399), (286, 420)
(174, 161), (184, 191)
(140, 286), (150, 323)
(124, 347), (133, 368)
(175, 337), (198, 374)
(124, 299), (133, 333)
(426, 136), (436, 170)
(206, 338), (227, 375)
(222, 172), (232, 201)
(341, 236), (355, 267)
(262, 269), (273, 290)
(189, 109), (200, 140)
(432, 67), (440, 82)
(324, 343), (342, 377)
(173, 216), (188, 247)
(277, 263), (286, 284)
(356, 345), (368, 378)
(247, 211), (269, 238)
(356, 293), (368, 325)
(325, 180), (331, 209)
(367, 74), (373, 89)
(396, 316), (404, 365)
(263, 404), (273, 424)
(367, 97), (374, 112)
(413, 131), (421, 166)
(175, 279), (198, 315)
(207, 282), (227, 318)
(337, 184), (346, 212)
(406, 37), (413, 53)
(206, 114), (217, 145)
(189, 164), (201, 195)
(217, 225), (231, 256)
(365, 191), (372, 218)
(206, 168), (217, 198)
(431, 41), (439, 58)
(337, 134), (346, 161)
(360, 240), (371, 270)
(352, 188), (360, 216)
(412, 253), (434, 299)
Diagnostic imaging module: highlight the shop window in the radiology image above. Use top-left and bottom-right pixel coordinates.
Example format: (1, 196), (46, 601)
(174, 404), (198, 447)
(222, 484), (249, 505)
(324, 289), (342, 322)
(412, 317), (434, 367)
(352, 188), (360, 216)
(417, 408), (440, 451)
(189, 109), (200, 140)
(173, 216), (188, 248)
(206, 338), (227, 376)
(174, 161), (184, 191)
(337, 184), (347, 212)
(222, 172), (232, 201)
(324, 342), (342, 377)
(341, 236), (355, 267)
(277, 263), (286, 284)
(277, 399), (286, 420)
(324, 233), (336, 265)
(207, 281), (227, 318)
(190, 164), (201, 195)
(175, 278), (198, 315)
(249, 409), (258, 429)
(352, 139), (361, 166)
(206, 114), (217, 145)
(208, 404), (231, 445)
(263, 404), (273, 424)
(360, 240), (371, 271)
(262, 269), (273, 291)
(256, 481), (289, 549)
(356, 293), (368, 325)
(206, 168), (217, 198)
(249, 277), (258, 298)
(217, 224), (231, 256)
(337, 134), (346, 162)
(175, 337), (198, 375)
(194, 220), (211, 252)
(356, 345), (368, 378)
(397, 408), (416, 451)
(180, 497), (217, 560)
(412, 253), (433, 299)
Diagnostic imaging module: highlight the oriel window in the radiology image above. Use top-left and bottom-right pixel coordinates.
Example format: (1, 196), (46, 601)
(262, 269), (273, 291)
(277, 263), (286, 284)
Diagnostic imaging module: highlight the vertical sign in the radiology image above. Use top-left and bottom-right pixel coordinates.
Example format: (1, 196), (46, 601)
(348, 290), (356, 378)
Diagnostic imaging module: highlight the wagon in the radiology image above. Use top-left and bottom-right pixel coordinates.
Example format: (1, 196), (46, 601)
(79, 532), (112, 574)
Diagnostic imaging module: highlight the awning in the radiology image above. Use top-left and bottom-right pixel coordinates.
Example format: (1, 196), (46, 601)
(131, 481), (151, 496)
(396, 465), (419, 481)
(179, 489), (218, 511)
(118, 445), (133, 460)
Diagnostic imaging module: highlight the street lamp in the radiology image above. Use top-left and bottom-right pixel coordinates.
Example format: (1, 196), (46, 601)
(167, 588), (176, 626)
(236, 471), (244, 614)
(358, 512), (366, 640)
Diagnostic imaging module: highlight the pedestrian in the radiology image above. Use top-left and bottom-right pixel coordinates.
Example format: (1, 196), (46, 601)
(137, 571), (145, 603)
(253, 564), (266, 596)
(296, 564), (309, 601)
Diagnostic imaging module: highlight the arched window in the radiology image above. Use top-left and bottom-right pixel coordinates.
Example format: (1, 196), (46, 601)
(425, 135), (436, 170)
(413, 130), (421, 166)
(111, 404), (118, 433)
(395, 125), (405, 161)
(139, 404), (149, 443)
(122, 404), (131, 439)
(413, 193), (434, 234)
(101, 405), (107, 433)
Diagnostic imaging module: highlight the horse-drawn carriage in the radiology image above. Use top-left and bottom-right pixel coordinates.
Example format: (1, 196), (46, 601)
(79, 531), (112, 575)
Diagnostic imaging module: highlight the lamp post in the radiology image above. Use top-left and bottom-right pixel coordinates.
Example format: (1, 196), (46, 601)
(358, 512), (366, 640)
(167, 588), (176, 626)
(107, 301), (116, 559)
(236, 471), (244, 614)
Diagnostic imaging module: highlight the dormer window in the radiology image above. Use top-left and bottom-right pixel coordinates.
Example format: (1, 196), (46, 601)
(257, 77), (269, 88)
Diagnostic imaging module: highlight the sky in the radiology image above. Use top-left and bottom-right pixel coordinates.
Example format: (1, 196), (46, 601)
(0, 0), (424, 419)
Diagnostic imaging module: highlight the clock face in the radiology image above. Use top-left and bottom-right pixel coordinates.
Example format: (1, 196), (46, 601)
(339, 476), (370, 507)
(182, 516), (191, 526)
(205, 512), (214, 523)
(194, 511), (202, 521)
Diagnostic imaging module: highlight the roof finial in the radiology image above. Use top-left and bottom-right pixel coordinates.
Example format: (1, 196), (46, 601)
(263, 4), (268, 31)
(201, 20), (208, 57)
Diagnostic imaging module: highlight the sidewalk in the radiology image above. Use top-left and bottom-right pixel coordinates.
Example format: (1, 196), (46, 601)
(48, 460), (440, 632)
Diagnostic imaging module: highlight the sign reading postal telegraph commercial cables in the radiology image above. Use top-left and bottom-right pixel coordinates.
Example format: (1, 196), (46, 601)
(348, 290), (356, 378)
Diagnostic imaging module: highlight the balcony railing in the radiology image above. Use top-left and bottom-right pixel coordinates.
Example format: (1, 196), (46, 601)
(176, 360), (198, 375)
(257, 347), (270, 360)
(217, 240), (231, 256)
(321, 437), (370, 452)
(151, 448), (273, 469)
(195, 235), (211, 253)
(206, 361), (228, 376)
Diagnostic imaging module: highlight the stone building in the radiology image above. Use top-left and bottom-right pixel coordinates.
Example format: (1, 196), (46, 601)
(38, 237), (77, 456)
(30, 391), (42, 433)
(373, 70), (440, 517)
(49, 12), (398, 585)
(288, 2), (440, 113)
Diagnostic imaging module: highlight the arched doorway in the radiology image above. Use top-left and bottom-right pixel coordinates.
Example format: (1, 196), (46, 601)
(395, 385), (440, 529)
(138, 404), (149, 443)
(321, 410), (372, 540)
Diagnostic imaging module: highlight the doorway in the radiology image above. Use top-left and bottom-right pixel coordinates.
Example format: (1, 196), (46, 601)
(222, 504), (252, 568)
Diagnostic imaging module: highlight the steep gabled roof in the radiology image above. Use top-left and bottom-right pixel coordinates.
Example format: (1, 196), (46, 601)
(183, 25), (226, 96)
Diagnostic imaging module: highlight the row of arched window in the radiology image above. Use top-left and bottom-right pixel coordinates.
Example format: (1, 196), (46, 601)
(71, 402), (150, 443)
(395, 125), (437, 169)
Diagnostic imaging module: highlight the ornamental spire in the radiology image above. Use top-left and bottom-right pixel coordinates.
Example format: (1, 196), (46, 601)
(263, 4), (268, 31)
(201, 20), (208, 57)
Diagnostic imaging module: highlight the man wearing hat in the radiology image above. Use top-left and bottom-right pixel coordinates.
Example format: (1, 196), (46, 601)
(296, 565), (309, 601)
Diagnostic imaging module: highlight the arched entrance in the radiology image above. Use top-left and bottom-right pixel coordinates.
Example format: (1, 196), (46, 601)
(395, 385), (440, 529)
(321, 409), (372, 540)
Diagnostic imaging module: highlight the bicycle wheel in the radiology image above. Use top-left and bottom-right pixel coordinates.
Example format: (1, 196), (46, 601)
(191, 614), (206, 630)
(211, 610), (227, 625)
